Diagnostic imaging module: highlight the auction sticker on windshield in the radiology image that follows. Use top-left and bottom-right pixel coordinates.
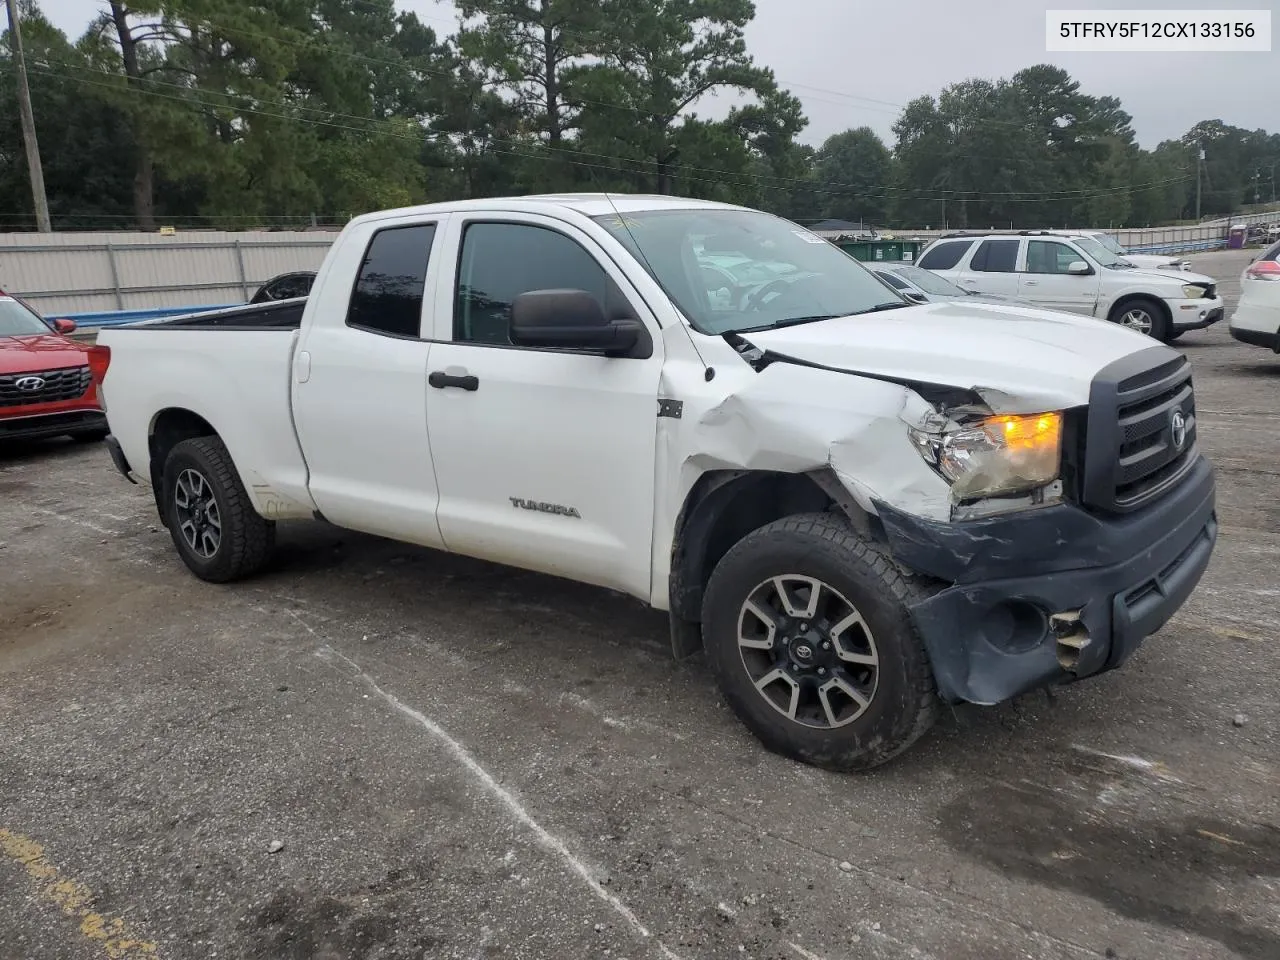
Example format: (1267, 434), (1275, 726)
(1046, 9), (1271, 51)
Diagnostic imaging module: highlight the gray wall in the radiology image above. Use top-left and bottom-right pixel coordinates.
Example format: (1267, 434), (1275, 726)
(0, 230), (338, 314)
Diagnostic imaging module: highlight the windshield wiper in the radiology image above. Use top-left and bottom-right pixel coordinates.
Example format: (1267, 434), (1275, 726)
(849, 301), (910, 315)
(734, 314), (839, 333)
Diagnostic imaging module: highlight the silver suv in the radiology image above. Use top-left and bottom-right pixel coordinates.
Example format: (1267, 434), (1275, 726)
(916, 231), (1224, 342)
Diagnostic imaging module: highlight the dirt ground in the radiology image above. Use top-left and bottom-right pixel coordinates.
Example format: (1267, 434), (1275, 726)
(2, 247), (1277, 960)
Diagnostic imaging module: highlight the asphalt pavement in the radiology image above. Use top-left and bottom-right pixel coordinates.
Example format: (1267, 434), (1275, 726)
(1, 247), (1277, 960)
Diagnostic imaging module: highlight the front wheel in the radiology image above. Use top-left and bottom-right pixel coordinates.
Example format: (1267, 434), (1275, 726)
(701, 513), (939, 772)
(161, 436), (274, 582)
(1111, 297), (1170, 342)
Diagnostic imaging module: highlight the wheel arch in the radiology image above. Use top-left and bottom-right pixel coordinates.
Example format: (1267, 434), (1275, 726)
(1107, 292), (1171, 332)
(148, 407), (220, 525)
(667, 467), (883, 658)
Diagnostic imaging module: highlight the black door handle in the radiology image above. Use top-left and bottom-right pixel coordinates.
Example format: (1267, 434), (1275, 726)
(429, 371), (479, 391)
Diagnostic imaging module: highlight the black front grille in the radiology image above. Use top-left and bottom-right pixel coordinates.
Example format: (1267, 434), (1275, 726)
(0, 365), (92, 408)
(1081, 348), (1198, 514)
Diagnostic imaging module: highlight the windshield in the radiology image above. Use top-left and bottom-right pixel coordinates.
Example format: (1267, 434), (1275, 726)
(1095, 233), (1129, 255)
(593, 209), (906, 334)
(1073, 236), (1128, 268)
(0, 297), (52, 336)
(889, 265), (967, 297)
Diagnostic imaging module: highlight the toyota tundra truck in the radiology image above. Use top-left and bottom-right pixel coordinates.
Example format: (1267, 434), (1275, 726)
(96, 194), (1217, 771)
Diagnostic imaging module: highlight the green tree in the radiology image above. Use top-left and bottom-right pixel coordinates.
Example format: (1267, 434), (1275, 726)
(0, 3), (138, 229)
(574, 0), (776, 194)
(812, 127), (891, 224)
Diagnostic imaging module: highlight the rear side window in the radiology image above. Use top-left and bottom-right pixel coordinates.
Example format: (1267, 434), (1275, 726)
(971, 238), (1019, 272)
(1263, 240), (1280, 263)
(346, 223), (437, 338)
(918, 240), (971, 270)
(876, 271), (909, 290)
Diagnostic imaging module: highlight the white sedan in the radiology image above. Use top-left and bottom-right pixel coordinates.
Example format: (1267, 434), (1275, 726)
(1228, 240), (1280, 352)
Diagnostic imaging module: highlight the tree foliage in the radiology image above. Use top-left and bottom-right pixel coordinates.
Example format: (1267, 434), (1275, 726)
(1, 1), (1276, 231)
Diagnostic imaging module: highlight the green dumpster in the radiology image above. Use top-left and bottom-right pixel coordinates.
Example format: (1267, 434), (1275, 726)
(833, 239), (922, 262)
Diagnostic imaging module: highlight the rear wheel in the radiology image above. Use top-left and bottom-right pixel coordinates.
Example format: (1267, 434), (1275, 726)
(161, 436), (274, 582)
(701, 513), (939, 772)
(1111, 297), (1170, 342)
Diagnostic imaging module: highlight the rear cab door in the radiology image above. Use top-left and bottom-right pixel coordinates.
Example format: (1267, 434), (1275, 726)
(957, 237), (1021, 297)
(1017, 238), (1102, 315)
(916, 238), (975, 283)
(290, 214), (448, 547)
(422, 211), (665, 599)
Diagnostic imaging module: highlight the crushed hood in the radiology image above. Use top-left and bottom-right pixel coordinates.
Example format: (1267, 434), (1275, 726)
(739, 300), (1172, 413)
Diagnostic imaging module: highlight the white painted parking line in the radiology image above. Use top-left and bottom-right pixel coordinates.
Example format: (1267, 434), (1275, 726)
(313, 644), (689, 960)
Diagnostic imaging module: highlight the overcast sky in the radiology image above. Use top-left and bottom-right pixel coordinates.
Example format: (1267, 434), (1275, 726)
(30, 0), (1278, 149)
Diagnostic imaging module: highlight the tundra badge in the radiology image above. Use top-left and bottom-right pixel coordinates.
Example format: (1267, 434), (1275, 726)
(509, 497), (581, 518)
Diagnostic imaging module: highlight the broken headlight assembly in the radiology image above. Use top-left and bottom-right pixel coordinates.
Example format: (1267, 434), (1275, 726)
(908, 411), (1063, 511)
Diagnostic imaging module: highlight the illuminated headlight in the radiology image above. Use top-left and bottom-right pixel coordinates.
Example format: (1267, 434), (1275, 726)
(1182, 284), (1208, 299)
(909, 412), (1063, 500)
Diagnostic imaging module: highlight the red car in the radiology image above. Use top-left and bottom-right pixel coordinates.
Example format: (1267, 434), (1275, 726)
(1, 290), (109, 443)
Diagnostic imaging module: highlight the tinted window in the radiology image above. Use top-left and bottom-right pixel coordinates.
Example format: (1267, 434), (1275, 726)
(1262, 240), (1280, 263)
(973, 238), (1019, 272)
(346, 224), (436, 337)
(455, 222), (613, 345)
(876, 271), (909, 290)
(918, 240), (971, 270)
(1026, 240), (1084, 275)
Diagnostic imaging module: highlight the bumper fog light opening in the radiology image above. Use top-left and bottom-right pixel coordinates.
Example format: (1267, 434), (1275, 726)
(1050, 609), (1090, 673)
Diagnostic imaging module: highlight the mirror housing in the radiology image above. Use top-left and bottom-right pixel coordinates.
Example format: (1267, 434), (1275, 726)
(905, 291), (928, 304)
(52, 318), (77, 334)
(510, 289), (642, 357)
(1067, 261), (1092, 275)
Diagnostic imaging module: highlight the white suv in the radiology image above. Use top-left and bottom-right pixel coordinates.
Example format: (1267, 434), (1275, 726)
(1228, 239), (1280, 352)
(1043, 229), (1192, 272)
(917, 231), (1224, 343)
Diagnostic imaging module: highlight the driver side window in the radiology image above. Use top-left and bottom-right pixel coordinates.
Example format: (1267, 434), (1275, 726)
(1026, 240), (1084, 275)
(454, 221), (627, 347)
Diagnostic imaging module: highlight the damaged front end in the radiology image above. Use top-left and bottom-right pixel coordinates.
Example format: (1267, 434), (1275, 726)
(701, 336), (1218, 707)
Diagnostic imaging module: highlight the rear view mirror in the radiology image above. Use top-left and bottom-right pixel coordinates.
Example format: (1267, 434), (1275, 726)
(510, 289), (643, 357)
(52, 318), (77, 334)
(1067, 261), (1092, 275)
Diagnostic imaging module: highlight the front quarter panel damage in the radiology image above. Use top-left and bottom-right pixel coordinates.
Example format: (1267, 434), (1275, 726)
(650, 339), (961, 610)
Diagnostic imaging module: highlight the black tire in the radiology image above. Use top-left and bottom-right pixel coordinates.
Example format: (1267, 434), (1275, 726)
(70, 429), (109, 443)
(161, 436), (274, 583)
(1166, 330), (1184, 342)
(1110, 297), (1170, 342)
(701, 512), (939, 772)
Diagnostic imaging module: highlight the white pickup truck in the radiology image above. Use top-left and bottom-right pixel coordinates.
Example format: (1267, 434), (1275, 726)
(98, 194), (1218, 771)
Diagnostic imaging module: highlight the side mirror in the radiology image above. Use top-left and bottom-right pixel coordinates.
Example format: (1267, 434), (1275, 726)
(510, 289), (641, 357)
(1067, 261), (1092, 275)
(905, 292), (928, 304)
(52, 318), (77, 334)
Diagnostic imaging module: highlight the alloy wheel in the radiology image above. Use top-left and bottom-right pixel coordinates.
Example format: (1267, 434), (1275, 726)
(736, 575), (879, 729)
(173, 468), (222, 559)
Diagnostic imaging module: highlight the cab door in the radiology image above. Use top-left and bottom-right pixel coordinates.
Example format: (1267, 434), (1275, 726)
(1018, 239), (1102, 315)
(421, 213), (665, 600)
(291, 217), (447, 548)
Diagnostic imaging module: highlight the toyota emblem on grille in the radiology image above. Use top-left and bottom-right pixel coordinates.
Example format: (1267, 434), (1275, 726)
(14, 376), (46, 392)
(1170, 410), (1187, 451)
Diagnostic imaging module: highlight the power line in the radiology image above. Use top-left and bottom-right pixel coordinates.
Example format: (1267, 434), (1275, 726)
(33, 57), (1194, 204)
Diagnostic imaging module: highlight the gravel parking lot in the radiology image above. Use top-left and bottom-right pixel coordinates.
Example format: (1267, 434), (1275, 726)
(2, 247), (1277, 960)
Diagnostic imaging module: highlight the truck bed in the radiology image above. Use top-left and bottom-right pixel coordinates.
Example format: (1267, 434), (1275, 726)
(98, 298), (316, 520)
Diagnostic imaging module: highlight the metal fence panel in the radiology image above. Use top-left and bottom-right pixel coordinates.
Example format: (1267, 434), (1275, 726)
(0, 231), (338, 314)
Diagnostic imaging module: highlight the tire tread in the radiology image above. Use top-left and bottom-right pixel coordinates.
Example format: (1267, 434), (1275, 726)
(164, 436), (273, 582)
(702, 512), (939, 771)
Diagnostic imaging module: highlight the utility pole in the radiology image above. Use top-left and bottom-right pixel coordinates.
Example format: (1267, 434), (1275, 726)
(1194, 143), (1203, 221)
(5, 0), (51, 232)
